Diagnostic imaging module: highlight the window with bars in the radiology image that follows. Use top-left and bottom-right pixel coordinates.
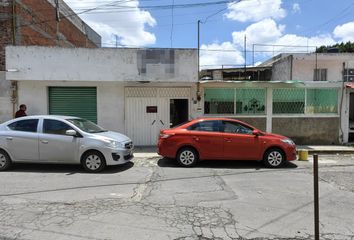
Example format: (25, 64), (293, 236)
(273, 88), (338, 114)
(273, 89), (305, 114)
(306, 89), (338, 113)
(204, 88), (266, 115)
(313, 69), (327, 81)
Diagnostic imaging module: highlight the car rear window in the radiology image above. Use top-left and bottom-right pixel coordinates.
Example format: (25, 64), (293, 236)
(8, 119), (39, 133)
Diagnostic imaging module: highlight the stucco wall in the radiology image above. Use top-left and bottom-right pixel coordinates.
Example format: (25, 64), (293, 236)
(272, 117), (340, 144)
(272, 55), (292, 81)
(6, 46), (198, 83)
(16, 81), (198, 134)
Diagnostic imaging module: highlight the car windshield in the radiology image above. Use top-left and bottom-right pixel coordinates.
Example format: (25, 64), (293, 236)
(67, 118), (107, 133)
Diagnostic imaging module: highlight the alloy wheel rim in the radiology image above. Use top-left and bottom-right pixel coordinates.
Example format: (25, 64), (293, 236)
(85, 154), (102, 170)
(0, 154), (6, 167)
(268, 151), (282, 166)
(180, 150), (195, 165)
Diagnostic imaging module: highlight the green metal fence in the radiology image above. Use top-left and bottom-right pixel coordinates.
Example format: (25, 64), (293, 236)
(204, 87), (339, 115)
(204, 88), (266, 115)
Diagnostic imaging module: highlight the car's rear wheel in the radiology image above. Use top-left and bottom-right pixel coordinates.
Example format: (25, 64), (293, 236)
(263, 148), (285, 168)
(81, 151), (106, 173)
(177, 147), (198, 167)
(0, 149), (12, 171)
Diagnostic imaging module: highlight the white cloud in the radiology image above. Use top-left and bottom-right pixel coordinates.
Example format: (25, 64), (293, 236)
(200, 18), (339, 68)
(333, 22), (354, 42)
(66, 0), (156, 46)
(225, 0), (286, 22)
(292, 3), (301, 14)
(232, 19), (285, 48)
(200, 42), (244, 69)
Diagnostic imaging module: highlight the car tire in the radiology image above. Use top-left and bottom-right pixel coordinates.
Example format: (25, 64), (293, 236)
(0, 149), (12, 171)
(81, 151), (106, 173)
(263, 148), (285, 168)
(176, 147), (198, 167)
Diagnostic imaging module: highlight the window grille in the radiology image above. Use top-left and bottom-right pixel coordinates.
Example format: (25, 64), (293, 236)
(313, 69), (327, 81)
(235, 89), (266, 115)
(204, 88), (266, 115)
(273, 89), (305, 114)
(204, 89), (234, 114)
(306, 89), (338, 113)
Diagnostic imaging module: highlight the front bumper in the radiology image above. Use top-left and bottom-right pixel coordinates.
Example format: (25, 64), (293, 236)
(104, 147), (134, 165)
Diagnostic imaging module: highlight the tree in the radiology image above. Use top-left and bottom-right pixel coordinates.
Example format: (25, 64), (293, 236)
(316, 41), (354, 53)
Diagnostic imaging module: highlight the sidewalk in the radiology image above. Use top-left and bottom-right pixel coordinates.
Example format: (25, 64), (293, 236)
(133, 145), (354, 157)
(297, 145), (354, 154)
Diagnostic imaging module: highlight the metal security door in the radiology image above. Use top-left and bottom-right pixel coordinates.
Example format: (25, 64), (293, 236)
(125, 97), (158, 146)
(125, 87), (190, 146)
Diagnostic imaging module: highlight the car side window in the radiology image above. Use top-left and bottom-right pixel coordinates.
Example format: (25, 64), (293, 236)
(188, 121), (220, 132)
(223, 121), (253, 135)
(43, 119), (73, 135)
(8, 119), (39, 133)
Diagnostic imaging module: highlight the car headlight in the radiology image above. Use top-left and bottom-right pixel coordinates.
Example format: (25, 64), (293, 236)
(281, 139), (295, 145)
(106, 140), (123, 148)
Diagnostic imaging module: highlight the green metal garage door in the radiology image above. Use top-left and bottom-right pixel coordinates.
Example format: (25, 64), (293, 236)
(49, 87), (97, 123)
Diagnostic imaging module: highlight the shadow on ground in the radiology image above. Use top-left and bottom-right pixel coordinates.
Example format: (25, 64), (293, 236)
(158, 157), (298, 169)
(7, 162), (134, 174)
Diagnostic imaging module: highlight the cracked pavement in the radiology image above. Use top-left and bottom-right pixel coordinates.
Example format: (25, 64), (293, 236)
(0, 155), (354, 240)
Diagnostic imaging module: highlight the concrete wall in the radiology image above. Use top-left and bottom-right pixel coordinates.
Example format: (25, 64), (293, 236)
(272, 55), (292, 81)
(17, 81), (198, 134)
(272, 117), (340, 144)
(6, 46), (198, 83)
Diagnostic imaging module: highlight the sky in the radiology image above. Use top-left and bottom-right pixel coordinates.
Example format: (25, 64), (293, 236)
(65, 0), (354, 69)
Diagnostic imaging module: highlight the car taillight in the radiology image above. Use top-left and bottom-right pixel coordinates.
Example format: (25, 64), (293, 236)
(160, 133), (174, 139)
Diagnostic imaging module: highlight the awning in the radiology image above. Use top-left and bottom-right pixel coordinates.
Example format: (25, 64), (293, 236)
(199, 80), (305, 87)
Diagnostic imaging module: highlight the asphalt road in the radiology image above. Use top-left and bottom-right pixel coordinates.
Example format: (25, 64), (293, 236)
(0, 154), (354, 240)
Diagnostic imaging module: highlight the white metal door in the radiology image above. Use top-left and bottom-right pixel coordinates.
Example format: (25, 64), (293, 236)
(126, 97), (157, 146)
(125, 87), (190, 146)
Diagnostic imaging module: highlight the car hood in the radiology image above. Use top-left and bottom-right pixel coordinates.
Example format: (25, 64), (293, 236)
(92, 131), (131, 143)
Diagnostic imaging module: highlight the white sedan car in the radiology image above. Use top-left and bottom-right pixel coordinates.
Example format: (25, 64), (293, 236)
(0, 115), (134, 172)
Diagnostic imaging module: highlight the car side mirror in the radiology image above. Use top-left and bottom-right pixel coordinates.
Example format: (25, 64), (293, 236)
(66, 129), (77, 137)
(252, 129), (261, 136)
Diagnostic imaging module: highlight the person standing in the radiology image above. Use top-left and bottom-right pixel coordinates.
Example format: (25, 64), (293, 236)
(15, 104), (27, 118)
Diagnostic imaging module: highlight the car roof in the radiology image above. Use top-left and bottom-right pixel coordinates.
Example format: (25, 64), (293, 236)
(193, 117), (239, 122)
(1, 115), (81, 125)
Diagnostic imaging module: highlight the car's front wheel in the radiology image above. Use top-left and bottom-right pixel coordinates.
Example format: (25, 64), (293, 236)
(263, 148), (285, 168)
(176, 147), (198, 167)
(81, 151), (106, 173)
(0, 150), (11, 171)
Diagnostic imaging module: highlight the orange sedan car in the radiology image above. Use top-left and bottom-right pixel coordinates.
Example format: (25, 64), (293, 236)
(158, 118), (297, 167)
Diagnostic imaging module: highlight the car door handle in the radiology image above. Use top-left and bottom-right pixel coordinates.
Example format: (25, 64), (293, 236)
(6, 137), (13, 141)
(224, 138), (232, 142)
(41, 140), (49, 144)
(193, 136), (199, 141)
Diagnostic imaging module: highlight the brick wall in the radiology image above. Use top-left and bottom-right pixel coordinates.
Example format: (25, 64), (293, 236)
(0, 0), (13, 71)
(0, 0), (99, 70)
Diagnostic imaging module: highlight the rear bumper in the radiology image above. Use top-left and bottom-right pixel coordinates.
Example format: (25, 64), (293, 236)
(158, 139), (176, 158)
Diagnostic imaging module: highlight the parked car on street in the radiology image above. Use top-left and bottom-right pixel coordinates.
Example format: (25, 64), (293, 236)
(158, 118), (297, 167)
(0, 116), (134, 172)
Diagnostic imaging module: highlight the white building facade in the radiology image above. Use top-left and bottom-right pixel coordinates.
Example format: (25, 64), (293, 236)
(5, 46), (199, 145)
(199, 53), (354, 144)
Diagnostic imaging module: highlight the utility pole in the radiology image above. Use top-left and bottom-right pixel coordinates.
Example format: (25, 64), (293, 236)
(196, 20), (201, 102)
(244, 35), (246, 80)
